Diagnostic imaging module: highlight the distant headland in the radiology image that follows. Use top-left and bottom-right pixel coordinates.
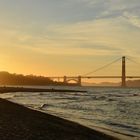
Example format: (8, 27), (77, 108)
(0, 71), (76, 86)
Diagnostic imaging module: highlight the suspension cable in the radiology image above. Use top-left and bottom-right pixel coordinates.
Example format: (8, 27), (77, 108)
(126, 56), (140, 65)
(82, 57), (122, 76)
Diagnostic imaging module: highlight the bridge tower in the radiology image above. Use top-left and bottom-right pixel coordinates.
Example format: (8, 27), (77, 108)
(78, 76), (82, 86)
(63, 76), (67, 84)
(122, 56), (126, 87)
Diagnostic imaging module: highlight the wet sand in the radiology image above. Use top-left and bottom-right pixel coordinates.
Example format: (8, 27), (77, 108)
(0, 98), (119, 140)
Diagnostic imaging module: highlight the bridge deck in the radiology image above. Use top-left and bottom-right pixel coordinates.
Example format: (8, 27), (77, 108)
(48, 76), (140, 79)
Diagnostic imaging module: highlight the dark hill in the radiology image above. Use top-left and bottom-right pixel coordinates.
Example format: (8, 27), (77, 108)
(0, 71), (65, 86)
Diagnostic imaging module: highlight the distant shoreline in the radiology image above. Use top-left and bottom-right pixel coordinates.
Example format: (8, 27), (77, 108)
(0, 86), (86, 93)
(83, 85), (140, 88)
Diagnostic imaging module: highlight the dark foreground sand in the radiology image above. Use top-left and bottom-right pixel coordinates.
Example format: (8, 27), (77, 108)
(0, 98), (119, 140)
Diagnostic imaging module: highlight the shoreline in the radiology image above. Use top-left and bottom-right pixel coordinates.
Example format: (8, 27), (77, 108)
(0, 98), (120, 140)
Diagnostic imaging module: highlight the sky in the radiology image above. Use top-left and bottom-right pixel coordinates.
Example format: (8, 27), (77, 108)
(0, 0), (140, 80)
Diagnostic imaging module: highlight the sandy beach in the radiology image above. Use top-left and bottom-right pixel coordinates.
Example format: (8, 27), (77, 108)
(0, 98), (120, 140)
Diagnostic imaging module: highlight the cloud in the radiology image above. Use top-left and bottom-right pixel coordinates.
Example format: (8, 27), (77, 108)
(82, 0), (140, 21)
(0, 0), (140, 56)
(1, 0), (140, 25)
(123, 12), (140, 28)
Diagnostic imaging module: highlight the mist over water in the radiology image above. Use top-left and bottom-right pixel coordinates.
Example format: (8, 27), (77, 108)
(0, 86), (140, 138)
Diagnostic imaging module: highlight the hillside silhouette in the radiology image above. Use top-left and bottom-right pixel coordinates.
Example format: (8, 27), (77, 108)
(0, 71), (68, 86)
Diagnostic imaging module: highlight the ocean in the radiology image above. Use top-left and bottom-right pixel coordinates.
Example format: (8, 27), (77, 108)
(0, 86), (140, 139)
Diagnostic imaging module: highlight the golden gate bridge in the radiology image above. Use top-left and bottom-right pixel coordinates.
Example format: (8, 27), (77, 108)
(47, 56), (140, 87)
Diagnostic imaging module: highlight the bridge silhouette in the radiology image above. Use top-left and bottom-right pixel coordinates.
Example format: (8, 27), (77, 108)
(47, 56), (140, 87)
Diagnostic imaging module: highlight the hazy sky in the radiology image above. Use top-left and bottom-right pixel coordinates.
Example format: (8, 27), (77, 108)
(0, 0), (140, 78)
